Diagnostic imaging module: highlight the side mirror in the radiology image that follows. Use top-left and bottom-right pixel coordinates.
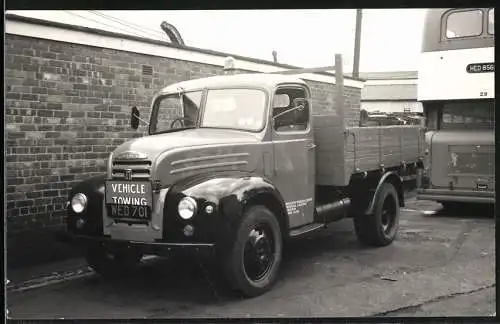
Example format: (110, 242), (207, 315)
(131, 106), (140, 130)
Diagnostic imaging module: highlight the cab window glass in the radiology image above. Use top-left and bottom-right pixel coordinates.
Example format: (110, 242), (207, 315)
(441, 101), (494, 130)
(272, 88), (309, 132)
(488, 8), (494, 34)
(446, 10), (483, 38)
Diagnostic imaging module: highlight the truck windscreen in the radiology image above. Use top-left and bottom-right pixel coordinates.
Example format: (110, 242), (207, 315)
(151, 90), (203, 134)
(201, 88), (267, 132)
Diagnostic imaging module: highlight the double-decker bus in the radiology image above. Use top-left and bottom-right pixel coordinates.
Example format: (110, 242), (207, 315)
(417, 8), (495, 209)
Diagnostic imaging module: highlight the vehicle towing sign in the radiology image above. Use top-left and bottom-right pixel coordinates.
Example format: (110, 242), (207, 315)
(105, 180), (153, 219)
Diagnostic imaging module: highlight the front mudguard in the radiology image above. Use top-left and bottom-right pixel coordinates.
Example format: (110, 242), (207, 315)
(64, 174), (107, 236)
(162, 172), (288, 251)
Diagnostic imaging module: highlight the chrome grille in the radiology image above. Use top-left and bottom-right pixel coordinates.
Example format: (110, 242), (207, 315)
(112, 159), (152, 180)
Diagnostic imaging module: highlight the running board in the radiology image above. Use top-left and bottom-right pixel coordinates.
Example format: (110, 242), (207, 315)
(289, 222), (325, 237)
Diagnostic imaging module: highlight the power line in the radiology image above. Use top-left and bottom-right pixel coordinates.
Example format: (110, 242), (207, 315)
(63, 11), (156, 39)
(88, 10), (165, 37)
(87, 11), (167, 40)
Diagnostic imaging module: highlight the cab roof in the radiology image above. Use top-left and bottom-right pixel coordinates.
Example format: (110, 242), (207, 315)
(158, 73), (309, 94)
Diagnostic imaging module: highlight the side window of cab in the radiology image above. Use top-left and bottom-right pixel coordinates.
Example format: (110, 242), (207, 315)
(272, 87), (310, 132)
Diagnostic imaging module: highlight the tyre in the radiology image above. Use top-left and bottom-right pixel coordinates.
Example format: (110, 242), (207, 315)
(354, 182), (400, 247)
(223, 205), (283, 298)
(86, 247), (143, 278)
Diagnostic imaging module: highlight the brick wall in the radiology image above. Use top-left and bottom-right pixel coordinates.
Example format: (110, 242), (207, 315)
(5, 34), (229, 267)
(5, 34), (224, 232)
(306, 81), (361, 127)
(5, 33), (361, 267)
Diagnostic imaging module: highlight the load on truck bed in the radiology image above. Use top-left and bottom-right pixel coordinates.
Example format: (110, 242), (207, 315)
(57, 54), (425, 298)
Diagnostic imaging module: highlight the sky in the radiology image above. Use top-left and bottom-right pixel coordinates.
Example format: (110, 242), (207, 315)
(6, 9), (427, 72)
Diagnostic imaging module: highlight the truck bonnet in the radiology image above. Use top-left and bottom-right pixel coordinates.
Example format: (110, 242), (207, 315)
(111, 128), (260, 165)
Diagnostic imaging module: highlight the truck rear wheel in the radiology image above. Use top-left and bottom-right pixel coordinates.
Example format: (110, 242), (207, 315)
(223, 205), (283, 298)
(86, 247), (143, 279)
(354, 182), (400, 247)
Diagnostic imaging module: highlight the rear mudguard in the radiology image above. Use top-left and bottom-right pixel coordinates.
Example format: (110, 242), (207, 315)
(365, 171), (404, 215)
(162, 171), (289, 248)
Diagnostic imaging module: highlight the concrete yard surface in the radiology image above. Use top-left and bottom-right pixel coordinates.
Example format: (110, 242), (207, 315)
(6, 198), (495, 319)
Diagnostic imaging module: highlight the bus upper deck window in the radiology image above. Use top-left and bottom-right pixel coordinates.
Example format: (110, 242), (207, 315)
(446, 9), (483, 38)
(488, 8), (494, 35)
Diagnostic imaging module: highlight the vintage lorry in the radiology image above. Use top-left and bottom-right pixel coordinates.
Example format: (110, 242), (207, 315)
(57, 55), (425, 297)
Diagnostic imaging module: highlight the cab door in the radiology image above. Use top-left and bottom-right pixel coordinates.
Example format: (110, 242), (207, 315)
(270, 85), (315, 228)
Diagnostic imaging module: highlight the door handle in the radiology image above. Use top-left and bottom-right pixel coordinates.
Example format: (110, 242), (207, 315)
(305, 143), (316, 150)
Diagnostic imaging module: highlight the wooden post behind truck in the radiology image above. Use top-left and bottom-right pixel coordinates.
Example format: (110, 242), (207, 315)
(57, 54), (425, 299)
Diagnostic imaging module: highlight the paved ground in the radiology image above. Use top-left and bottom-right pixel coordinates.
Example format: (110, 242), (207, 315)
(6, 198), (495, 319)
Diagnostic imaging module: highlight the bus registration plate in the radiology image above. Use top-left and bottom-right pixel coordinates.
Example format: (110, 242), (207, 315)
(466, 63), (494, 73)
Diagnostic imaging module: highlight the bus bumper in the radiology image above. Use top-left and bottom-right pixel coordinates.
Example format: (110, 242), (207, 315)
(416, 188), (495, 204)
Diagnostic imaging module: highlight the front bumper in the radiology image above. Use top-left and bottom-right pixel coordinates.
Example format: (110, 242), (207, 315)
(416, 188), (495, 204)
(56, 231), (216, 258)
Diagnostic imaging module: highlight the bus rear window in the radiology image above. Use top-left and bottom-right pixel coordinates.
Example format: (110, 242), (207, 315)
(441, 101), (494, 130)
(488, 9), (494, 34)
(446, 10), (483, 38)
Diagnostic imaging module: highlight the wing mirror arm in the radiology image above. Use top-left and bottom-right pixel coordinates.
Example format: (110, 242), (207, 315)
(130, 106), (150, 130)
(272, 104), (304, 121)
(134, 113), (150, 126)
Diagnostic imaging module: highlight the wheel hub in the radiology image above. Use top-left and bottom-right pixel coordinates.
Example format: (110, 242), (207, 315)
(381, 197), (396, 234)
(244, 226), (274, 282)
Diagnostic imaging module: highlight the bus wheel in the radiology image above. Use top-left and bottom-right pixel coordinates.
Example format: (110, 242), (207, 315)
(223, 205), (283, 298)
(354, 183), (400, 247)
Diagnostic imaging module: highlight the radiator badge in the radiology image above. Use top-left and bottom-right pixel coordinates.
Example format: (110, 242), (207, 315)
(124, 169), (133, 181)
(115, 151), (147, 160)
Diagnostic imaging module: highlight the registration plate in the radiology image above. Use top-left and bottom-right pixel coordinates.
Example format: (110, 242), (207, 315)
(476, 183), (488, 191)
(466, 62), (494, 74)
(105, 180), (153, 220)
(107, 205), (151, 219)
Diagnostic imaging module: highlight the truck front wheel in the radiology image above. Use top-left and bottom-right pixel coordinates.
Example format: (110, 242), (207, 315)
(86, 247), (143, 278)
(354, 182), (400, 247)
(223, 205), (283, 298)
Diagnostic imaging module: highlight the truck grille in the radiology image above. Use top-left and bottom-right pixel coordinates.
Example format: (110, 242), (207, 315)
(112, 160), (152, 180)
(448, 145), (495, 176)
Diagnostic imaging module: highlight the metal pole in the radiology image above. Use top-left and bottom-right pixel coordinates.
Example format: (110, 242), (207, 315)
(353, 9), (363, 78)
(335, 54), (345, 131)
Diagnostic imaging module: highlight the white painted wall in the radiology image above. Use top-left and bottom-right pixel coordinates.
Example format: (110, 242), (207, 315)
(365, 78), (417, 86)
(361, 100), (423, 113)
